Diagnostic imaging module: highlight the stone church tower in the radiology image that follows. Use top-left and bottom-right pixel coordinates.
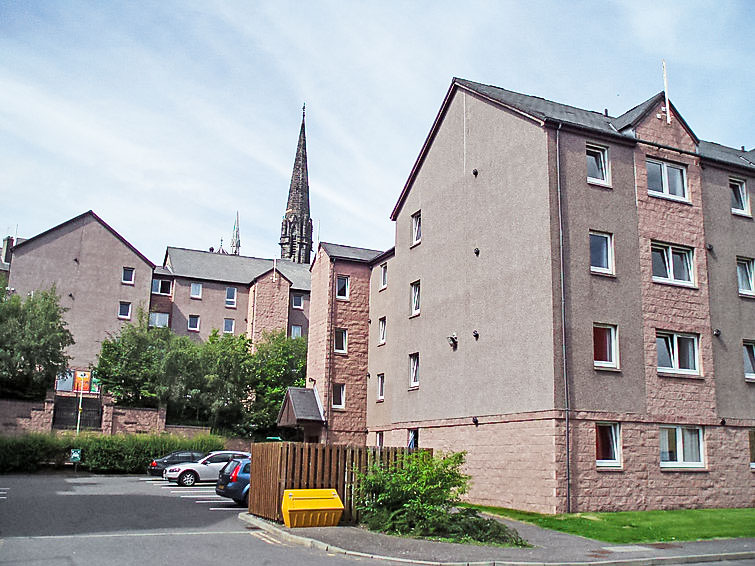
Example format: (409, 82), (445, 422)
(280, 107), (313, 264)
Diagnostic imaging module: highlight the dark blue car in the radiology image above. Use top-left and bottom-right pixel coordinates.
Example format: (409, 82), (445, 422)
(215, 458), (250, 506)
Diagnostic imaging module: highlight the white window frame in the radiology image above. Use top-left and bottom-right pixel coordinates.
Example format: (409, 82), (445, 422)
(148, 312), (169, 328)
(378, 317), (386, 344)
(377, 373), (385, 401)
(660, 425), (704, 468)
(380, 263), (388, 289)
(651, 242), (695, 287)
(118, 301), (132, 320)
(332, 383), (345, 409)
(223, 318), (235, 334)
(152, 279), (172, 296)
(291, 324), (302, 338)
(336, 275), (350, 300)
(743, 342), (755, 383)
(646, 158), (689, 202)
(589, 231), (614, 275)
(121, 267), (135, 285)
(586, 144), (610, 186)
(225, 286), (237, 308)
(190, 282), (202, 299)
(292, 294), (304, 309)
(730, 178), (751, 217)
(593, 323), (618, 369)
(411, 211), (421, 246)
(595, 422), (621, 468)
(656, 331), (700, 375)
(376, 431), (384, 448)
(737, 257), (754, 296)
(334, 328), (348, 353)
(410, 281), (420, 316)
(408, 428), (419, 449)
(188, 315), (200, 332)
(409, 353), (419, 388)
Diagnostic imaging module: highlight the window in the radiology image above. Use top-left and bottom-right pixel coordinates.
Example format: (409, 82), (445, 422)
(596, 423), (621, 467)
(750, 430), (755, 470)
(409, 353), (419, 387)
(743, 342), (755, 382)
(118, 301), (131, 320)
(376, 431), (384, 448)
(646, 159), (688, 201)
(651, 242), (694, 286)
(731, 178), (750, 216)
(660, 426), (704, 468)
(656, 331), (699, 375)
(292, 294), (303, 309)
(589, 231), (614, 275)
(410, 281), (420, 316)
(408, 428), (419, 449)
(225, 287), (237, 308)
(593, 324), (618, 369)
(378, 317), (386, 344)
(380, 263), (388, 289)
(737, 257), (754, 296)
(188, 315), (200, 332)
(586, 144), (609, 185)
(334, 328), (348, 353)
(411, 211), (421, 245)
(151, 279), (172, 295)
(148, 312), (169, 328)
(121, 267), (134, 285)
(223, 318), (235, 334)
(190, 282), (202, 299)
(377, 373), (385, 401)
(291, 324), (302, 338)
(336, 275), (349, 299)
(332, 383), (345, 409)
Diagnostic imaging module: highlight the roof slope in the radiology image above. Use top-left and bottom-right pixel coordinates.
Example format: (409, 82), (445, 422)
(12, 210), (154, 268)
(320, 242), (384, 263)
(277, 387), (324, 427)
(164, 247), (311, 291)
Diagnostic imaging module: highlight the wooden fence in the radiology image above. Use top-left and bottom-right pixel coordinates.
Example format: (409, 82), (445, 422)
(248, 442), (427, 524)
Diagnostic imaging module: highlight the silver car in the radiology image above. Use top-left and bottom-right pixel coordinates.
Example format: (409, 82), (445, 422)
(164, 450), (251, 486)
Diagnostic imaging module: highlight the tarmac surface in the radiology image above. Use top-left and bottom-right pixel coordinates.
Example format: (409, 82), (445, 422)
(238, 512), (755, 566)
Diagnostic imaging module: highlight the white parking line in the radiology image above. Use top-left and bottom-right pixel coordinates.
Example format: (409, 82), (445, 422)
(171, 490), (215, 494)
(180, 495), (222, 499)
(208, 507), (241, 511)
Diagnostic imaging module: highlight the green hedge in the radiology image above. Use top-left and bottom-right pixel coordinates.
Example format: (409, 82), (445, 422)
(0, 433), (225, 473)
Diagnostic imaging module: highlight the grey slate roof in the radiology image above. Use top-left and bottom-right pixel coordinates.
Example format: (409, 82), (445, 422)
(456, 78), (754, 172)
(320, 242), (384, 263)
(164, 247), (311, 291)
(280, 387), (324, 423)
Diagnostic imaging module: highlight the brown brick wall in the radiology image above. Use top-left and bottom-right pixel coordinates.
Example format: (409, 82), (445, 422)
(305, 248), (330, 408)
(101, 400), (166, 434)
(249, 271), (291, 347)
(0, 398), (54, 435)
(635, 102), (716, 422)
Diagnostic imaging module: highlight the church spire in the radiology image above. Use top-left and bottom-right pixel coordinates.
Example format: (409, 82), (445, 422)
(231, 211), (240, 256)
(280, 105), (313, 264)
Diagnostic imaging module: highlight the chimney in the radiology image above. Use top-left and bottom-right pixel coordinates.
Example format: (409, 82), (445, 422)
(2, 236), (14, 264)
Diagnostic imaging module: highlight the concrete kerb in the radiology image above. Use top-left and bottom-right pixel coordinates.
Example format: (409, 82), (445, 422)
(237, 513), (755, 566)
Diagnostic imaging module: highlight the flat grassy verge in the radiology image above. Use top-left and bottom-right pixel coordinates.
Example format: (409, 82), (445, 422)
(470, 505), (755, 544)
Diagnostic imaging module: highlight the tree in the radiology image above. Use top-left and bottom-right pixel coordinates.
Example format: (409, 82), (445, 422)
(245, 330), (307, 437)
(93, 311), (173, 407)
(0, 287), (74, 400)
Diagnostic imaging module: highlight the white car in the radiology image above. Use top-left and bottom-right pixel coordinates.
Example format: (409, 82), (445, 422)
(164, 450), (251, 486)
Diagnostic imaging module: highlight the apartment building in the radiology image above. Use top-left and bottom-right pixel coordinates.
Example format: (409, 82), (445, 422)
(363, 78), (754, 513)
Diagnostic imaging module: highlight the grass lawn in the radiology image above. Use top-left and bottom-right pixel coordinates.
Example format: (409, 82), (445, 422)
(470, 505), (755, 544)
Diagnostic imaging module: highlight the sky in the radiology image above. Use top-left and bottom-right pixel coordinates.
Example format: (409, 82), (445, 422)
(1, 1), (753, 265)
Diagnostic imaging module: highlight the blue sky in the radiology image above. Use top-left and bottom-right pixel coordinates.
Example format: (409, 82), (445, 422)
(2, 1), (753, 264)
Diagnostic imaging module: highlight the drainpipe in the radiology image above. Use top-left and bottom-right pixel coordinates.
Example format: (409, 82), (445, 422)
(555, 123), (572, 513)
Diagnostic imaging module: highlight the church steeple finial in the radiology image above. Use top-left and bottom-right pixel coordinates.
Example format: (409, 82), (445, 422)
(280, 106), (313, 264)
(231, 211), (240, 256)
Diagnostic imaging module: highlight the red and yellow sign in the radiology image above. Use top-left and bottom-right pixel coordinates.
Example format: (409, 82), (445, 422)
(74, 371), (91, 392)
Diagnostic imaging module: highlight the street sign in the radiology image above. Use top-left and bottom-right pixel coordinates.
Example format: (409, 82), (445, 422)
(70, 449), (81, 463)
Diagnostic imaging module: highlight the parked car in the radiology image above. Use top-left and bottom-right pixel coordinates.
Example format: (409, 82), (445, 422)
(216, 458), (251, 506)
(164, 451), (251, 486)
(147, 450), (205, 476)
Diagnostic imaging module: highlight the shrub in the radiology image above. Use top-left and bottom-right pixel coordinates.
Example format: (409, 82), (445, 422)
(0, 433), (225, 473)
(357, 451), (526, 546)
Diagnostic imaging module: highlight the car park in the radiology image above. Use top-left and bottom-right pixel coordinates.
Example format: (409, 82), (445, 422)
(147, 450), (205, 476)
(215, 458), (251, 506)
(164, 450), (250, 486)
